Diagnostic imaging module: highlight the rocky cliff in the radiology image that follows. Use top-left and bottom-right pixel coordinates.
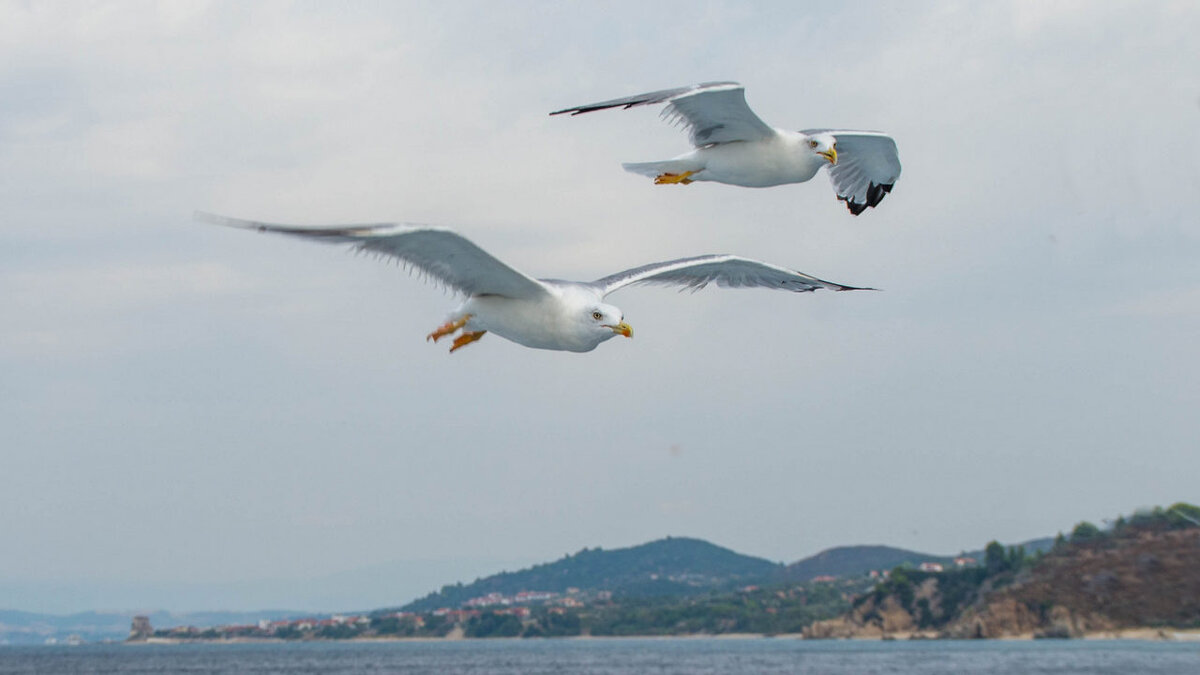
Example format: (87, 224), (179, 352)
(805, 512), (1200, 639)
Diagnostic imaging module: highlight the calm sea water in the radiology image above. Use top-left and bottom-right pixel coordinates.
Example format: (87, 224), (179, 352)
(1, 638), (1198, 675)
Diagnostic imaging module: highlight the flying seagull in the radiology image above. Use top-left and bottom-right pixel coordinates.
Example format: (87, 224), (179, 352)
(551, 81), (902, 215)
(198, 212), (870, 353)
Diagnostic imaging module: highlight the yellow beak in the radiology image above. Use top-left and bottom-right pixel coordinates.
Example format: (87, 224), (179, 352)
(819, 147), (838, 165)
(609, 322), (633, 338)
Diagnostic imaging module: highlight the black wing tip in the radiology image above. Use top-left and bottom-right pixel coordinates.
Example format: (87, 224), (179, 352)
(839, 182), (895, 215)
(549, 101), (651, 117)
(194, 211), (279, 233)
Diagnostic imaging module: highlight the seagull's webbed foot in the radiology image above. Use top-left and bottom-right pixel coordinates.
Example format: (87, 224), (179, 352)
(449, 331), (487, 353)
(426, 315), (471, 342)
(654, 171), (695, 185)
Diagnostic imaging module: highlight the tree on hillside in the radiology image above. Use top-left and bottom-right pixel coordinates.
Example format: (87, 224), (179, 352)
(1008, 545), (1026, 569)
(1071, 521), (1101, 542)
(465, 611), (522, 638)
(984, 541), (1007, 574)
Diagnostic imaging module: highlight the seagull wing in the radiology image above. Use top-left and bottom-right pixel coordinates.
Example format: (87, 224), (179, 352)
(552, 82), (776, 146)
(804, 129), (902, 215)
(592, 254), (870, 298)
(197, 212), (552, 300)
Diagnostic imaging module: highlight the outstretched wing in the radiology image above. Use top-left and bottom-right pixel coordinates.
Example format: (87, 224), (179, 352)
(551, 82), (776, 146)
(591, 254), (871, 298)
(196, 212), (551, 300)
(804, 129), (901, 215)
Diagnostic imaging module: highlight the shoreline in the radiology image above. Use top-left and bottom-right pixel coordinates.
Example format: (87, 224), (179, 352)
(128, 627), (1200, 645)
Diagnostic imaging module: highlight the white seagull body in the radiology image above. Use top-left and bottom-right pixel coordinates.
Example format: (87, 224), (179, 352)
(198, 212), (870, 353)
(551, 81), (902, 215)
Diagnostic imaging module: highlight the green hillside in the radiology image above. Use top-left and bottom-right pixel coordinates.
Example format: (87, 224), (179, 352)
(400, 536), (782, 612)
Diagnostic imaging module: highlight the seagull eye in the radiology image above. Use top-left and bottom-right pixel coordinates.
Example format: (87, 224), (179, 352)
(592, 311), (603, 320)
(809, 140), (818, 148)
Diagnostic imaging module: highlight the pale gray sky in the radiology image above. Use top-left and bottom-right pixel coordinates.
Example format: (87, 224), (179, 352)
(2, 1), (1198, 613)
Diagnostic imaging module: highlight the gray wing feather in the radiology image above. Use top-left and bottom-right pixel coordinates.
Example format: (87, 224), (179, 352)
(196, 212), (550, 300)
(803, 129), (901, 214)
(592, 254), (870, 298)
(553, 82), (775, 146)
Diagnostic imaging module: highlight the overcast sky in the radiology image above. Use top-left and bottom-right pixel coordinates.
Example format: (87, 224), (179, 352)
(3, 1), (1198, 614)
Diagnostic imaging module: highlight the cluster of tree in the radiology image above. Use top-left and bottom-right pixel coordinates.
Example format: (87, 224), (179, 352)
(460, 580), (858, 638)
(367, 614), (454, 638)
(585, 582), (853, 636)
(1054, 502), (1200, 548)
(151, 613), (458, 642)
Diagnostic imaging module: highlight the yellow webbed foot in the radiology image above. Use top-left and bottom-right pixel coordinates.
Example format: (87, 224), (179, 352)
(449, 331), (487, 353)
(654, 171), (695, 185)
(426, 314), (471, 342)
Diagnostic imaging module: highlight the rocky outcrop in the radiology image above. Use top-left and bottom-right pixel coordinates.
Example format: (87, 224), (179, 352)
(803, 578), (935, 639)
(806, 523), (1200, 640)
(945, 527), (1200, 638)
(941, 597), (1103, 638)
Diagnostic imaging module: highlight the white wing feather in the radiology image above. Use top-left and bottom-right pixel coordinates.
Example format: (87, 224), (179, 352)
(552, 82), (775, 146)
(592, 254), (869, 298)
(803, 129), (901, 213)
(196, 212), (551, 300)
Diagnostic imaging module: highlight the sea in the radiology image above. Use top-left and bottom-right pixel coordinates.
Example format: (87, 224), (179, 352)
(1, 638), (1198, 674)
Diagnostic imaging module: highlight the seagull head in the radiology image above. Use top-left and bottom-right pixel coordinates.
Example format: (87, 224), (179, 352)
(806, 133), (838, 165)
(587, 302), (633, 342)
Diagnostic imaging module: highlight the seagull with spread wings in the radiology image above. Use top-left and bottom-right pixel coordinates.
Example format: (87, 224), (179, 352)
(551, 81), (902, 215)
(199, 213), (870, 353)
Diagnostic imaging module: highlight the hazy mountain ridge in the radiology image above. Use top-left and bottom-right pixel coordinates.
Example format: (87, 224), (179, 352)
(0, 609), (304, 645)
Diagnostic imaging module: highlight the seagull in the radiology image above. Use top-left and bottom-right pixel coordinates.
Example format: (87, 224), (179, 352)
(551, 81), (902, 215)
(198, 212), (870, 353)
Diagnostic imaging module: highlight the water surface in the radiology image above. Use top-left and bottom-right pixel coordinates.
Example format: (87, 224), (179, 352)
(2, 638), (1198, 674)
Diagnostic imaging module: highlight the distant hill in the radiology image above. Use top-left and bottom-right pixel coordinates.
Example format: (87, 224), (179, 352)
(783, 545), (953, 581)
(400, 537), (782, 612)
(961, 537), (1056, 562)
(783, 537), (1058, 583)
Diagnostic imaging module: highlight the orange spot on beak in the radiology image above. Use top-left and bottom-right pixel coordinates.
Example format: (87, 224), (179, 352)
(608, 322), (633, 338)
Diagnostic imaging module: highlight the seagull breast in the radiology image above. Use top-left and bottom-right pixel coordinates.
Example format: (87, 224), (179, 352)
(694, 132), (824, 187)
(460, 284), (612, 353)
